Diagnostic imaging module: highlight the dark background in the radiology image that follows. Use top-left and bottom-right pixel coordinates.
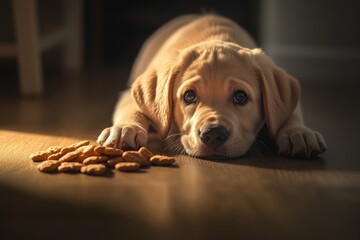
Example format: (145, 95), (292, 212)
(0, 0), (260, 93)
(1, 0), (359, 92)
(85, 0), (260, 66)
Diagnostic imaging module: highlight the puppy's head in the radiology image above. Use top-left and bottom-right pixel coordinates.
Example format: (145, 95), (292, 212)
(132, 40), (300, 158)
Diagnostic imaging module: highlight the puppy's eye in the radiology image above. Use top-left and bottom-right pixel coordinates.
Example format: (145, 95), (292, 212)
(233, 90), (248, 105)
(183, 90), (197, 104)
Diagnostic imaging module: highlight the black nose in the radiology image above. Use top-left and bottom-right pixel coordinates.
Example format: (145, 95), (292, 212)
(200, 126), (229, 149)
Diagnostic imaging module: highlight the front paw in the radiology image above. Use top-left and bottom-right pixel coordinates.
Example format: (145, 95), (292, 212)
(97, 124), (148, 149)
(276, 126), (327, 158)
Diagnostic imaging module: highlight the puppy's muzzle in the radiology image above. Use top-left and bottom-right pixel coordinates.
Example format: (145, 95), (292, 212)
(199, 125), (229, 149)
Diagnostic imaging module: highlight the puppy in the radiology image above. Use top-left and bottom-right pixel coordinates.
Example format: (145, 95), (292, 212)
(97, 14), (327, 159)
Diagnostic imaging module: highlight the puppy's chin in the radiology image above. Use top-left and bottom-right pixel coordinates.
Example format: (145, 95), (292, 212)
(181, 136), (251, 159)
(185, 148), (248, 159)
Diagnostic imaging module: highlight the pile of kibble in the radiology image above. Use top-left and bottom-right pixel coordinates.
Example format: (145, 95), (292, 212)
(30, 140), (175, 175)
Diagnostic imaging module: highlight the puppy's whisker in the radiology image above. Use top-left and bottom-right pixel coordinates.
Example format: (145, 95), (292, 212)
(176, 144), (186, 155)
(174, 144), (184, 155)
(174, 144), (185, 155)
(175, 141), (186, 155)
(164, 137), (180, 149)
(167, 142), (179, 153)
(163, 133), (183, 141)
(164, 137), (184, 155)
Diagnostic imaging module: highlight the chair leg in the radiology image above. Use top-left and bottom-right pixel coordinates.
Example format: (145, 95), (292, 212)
(13, 0), (43, 95)
(63, 0), (83, 71)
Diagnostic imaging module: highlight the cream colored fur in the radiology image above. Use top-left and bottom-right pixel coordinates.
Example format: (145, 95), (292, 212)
(97, 14), (326, 158)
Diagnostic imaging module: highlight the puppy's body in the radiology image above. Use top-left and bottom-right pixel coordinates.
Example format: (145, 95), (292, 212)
(129, 14), (257, 82)
(98, 14), (326, 158)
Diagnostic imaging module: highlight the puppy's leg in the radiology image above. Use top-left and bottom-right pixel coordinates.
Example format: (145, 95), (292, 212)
(97, 91), (150, 149)
(276, 103), (327, 158)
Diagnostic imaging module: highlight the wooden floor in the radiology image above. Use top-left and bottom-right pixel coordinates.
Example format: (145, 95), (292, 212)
(0, 68), (359, 240)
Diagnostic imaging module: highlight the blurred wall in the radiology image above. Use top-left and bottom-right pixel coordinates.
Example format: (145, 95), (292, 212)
(5, 0), (358, 83)
(86, 0), (260, 67)
(0, 0), (260, 92)
(0, 0), (260, 67)
(260, 0), (360, 81)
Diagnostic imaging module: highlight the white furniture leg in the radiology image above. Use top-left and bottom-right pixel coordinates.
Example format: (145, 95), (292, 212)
(13, 0), (43, 95)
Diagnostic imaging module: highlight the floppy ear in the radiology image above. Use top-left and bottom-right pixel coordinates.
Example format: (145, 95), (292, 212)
(252, 49), (301, 139)
(131, 65), (179, 138)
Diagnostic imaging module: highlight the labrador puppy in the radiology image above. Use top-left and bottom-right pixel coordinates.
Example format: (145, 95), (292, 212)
(97, 14), (327, 159)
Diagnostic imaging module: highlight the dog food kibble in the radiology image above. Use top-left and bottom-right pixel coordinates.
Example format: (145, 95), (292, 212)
(58, 149), (82, 162)
(74, 145), (99, 163)
(47, 151), (66, 160)
(30, 141), (175, 176)
(150, 155), (176, 166)
(115, 162), (140, 172)
(37, 160), (61, 172)
(58, 162), (84, 172)
(95, 146), (123, 156)
(30, 146), (62, 162)
(107, 156), (124, 168)
(80, 164), (106, 175)
(48, 140), (90, 160)
(83, 155), (109, 165)
(122, 151), (150, 167)
(139, 147), (154, 160)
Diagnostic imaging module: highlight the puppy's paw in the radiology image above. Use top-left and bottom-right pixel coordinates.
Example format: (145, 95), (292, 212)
(97, 124), (148, 149)
(276, 126), (327, 158)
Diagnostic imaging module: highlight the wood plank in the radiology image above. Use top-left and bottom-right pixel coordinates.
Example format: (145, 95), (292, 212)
(0, 71), (359, 239)
(0, 129), (359, 240)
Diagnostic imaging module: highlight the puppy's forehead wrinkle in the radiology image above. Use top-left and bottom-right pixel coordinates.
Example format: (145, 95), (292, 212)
(183, 52), (253, 86)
